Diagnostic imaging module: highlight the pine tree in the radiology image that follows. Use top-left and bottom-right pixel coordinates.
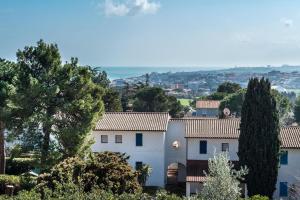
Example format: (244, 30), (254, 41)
(15, 40), (104, 170)
(238, 78), (280, 198)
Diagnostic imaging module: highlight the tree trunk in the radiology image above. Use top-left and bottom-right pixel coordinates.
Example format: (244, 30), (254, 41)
(0, 121), (6, 174)
(41, 124), (51, 170)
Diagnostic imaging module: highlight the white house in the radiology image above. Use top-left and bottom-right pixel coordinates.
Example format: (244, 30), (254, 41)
(91, 112), (300, 199)
(91, 112), (169, 187)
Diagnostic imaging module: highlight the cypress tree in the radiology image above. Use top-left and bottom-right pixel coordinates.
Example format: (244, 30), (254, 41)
(238, 78), (280, 199)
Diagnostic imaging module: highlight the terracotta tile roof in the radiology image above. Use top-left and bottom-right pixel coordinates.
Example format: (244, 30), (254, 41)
(280, 127), (300, 149)
(95, 112), (170, 132)
(196, 100), (220, 109)
(185, 118), (240, 138)
(180, 118), (300, 149)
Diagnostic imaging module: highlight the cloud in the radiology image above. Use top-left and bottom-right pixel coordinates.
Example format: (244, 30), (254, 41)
(104, 0), (130, 16)
(280, 18), (293, 28)
(102, 0), (160, 16)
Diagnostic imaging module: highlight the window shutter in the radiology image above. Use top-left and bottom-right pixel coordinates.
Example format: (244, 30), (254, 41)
(200, 140), (207, 154)
(280, 151), (288, 165)
(136, 133), (143, 146)
(280, 182), (288, 197)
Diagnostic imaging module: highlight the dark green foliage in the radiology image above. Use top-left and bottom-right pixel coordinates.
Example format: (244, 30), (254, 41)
(0, 59), (18, 174)
(0, 186), (183, 200)
(219, 88), (292, 124)
(6, 158), (36, 175)
(219, 89), (246, 117)
(102, 89), (123, 112)
(217, 81), (242, 94)
(205, 92), (228, 100)
(19, 173), (37, 191)
(91, 69), (110, 88)
(14, 40), (105, 169)
(133, 87), (169, 112)
(133, 87), (183, 117)
(295, 96), (300, 123)
(247, 195), (269, 200)
(168, 96), (184, 118)
(0, 175), (20, 194)
(238, 78), (280, 198)
(36, 152), (141, 195)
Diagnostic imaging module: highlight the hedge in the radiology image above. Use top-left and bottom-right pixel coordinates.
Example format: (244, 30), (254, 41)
(0, 175), (20, 195)
(6, 158), (37, 175)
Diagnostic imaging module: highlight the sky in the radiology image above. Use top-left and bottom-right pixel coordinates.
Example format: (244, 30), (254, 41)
(1, 0), (300, 67)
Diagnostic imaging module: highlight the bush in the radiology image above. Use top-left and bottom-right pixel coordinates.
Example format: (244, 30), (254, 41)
(36, 152), (141, 195)
(247, 195), (269, 200)
(20, 173), (37, 191)
(0, 175), (20, 194)
(6, 158), (37, 175)
(0, 186), (187, 200)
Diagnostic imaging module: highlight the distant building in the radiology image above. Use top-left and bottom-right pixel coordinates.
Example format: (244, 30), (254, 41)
(195, 100), (220, 117)
(110, 79), (127, 87)
(171, 83), (184, 90)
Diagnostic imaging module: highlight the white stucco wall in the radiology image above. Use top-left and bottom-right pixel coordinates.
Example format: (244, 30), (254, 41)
(165, 121), (187, 167)
(274, 148), (300, 199)
(91, 130), (165, 187)
(165, 120), (187, 182)
(187, 138), (239, 161)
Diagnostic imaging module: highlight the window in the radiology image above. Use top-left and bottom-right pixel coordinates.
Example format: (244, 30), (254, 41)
(222, 143), (229, 152)
(280, 151), (288, 165)
(135, 162), (143, 170)
(136, 133), (143, 146)
(200, 140), (207, 154)
(280, 182), (288, 197)
(115, 135), (122, 143)
(101, 135), (108, 143)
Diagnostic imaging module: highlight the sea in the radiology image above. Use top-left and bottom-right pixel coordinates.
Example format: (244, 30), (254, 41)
(97, 66), (222, 80)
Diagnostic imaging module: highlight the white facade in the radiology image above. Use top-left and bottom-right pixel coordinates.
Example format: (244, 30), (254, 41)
(275, 149), (300, 199)
(92, 115), (300, 199)
(92, 130), (165, 187)
(187, 138), (239, 161)
(165, 121), (186, 167)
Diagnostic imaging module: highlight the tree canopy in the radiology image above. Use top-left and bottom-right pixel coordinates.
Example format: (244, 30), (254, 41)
(0, 59), (18, 174)
(133, 87), (183, 117)
(295, 96), (300, 124)
(217, 81), (242, 94)
(238, 78), (280, 198)
(13, 40), (105, 170)
(219, 88), (291, 122)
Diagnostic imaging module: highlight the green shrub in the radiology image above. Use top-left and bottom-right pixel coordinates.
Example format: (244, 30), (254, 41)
(0, 186), (186, 200)
(247, 195), (269, 200)
(6, 158), (37, 175)
(0, 175), (20, 194)
(0, 190), (40, 200)
(20, 173), (37, 191)
(155, 190), (183, 200)
(36, 152), (141, 195)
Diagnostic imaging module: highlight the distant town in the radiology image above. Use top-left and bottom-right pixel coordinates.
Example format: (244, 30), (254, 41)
(111, 66), (300, 100)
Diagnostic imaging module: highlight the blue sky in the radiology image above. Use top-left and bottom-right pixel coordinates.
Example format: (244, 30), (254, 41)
(1, 0), (300, 67)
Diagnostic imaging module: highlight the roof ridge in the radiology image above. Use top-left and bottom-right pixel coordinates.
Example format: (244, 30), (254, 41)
(104, 112), (169, 114)
(171, 118), (240, 121)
